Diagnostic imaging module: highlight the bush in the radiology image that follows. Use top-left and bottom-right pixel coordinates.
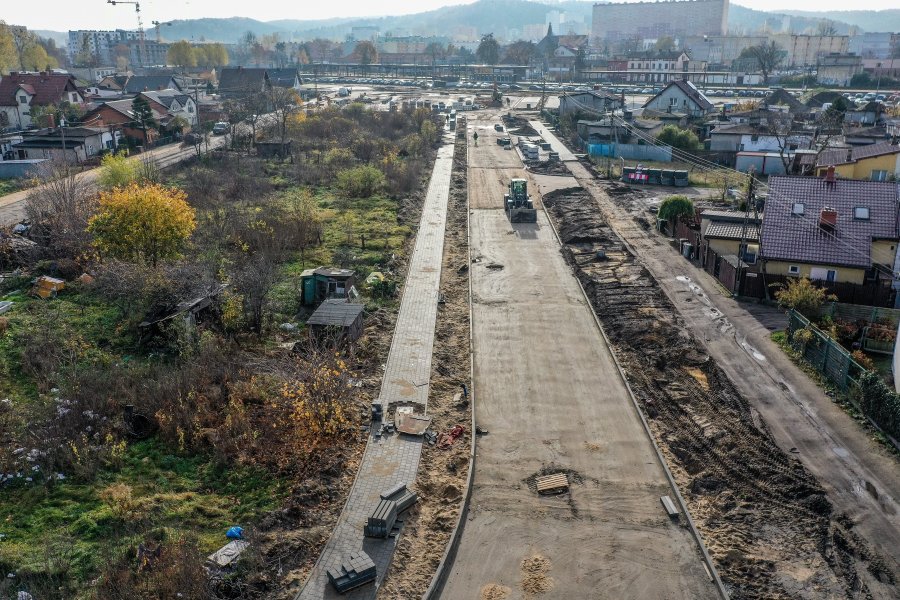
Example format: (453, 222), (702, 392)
(773, 278), (836, 318)
(658, 195), (694, 224)
(857, 371), (900, 440)
(656, 125), (701, 151)
(98, 153), (138, 190)
(336, 165), (386, 198)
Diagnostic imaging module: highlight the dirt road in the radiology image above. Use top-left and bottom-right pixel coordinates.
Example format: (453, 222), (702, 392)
(534, 125), (900, 597)
(439, 112), (717, 599)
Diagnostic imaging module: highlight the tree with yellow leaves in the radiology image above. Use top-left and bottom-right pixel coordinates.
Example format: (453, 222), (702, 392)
(88, 183), (196, 268)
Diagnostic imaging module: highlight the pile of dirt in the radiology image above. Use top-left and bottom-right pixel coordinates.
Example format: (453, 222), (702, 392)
(527, 161), (570, 176)
(377, 118), (473, 598)
(543, 190), (898, 599)
(501, 114), (538, 136)
(480, 583), (511, 600)
(520, 554), (553, 596)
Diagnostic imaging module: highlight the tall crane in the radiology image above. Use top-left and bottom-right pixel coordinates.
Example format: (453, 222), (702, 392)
(151, 20), (172, 43)
(107, 0), (146, 67)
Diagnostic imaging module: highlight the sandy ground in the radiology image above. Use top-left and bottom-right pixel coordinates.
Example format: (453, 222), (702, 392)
(438, 112), (717, 600)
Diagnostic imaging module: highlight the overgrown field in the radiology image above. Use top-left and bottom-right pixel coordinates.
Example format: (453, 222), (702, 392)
(0, 105), (443, 599)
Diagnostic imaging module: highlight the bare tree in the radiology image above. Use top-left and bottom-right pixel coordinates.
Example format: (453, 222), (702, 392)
(741, 41), (784, 85)
(268, 85), (300, 147)
(25, 159), (96, 258)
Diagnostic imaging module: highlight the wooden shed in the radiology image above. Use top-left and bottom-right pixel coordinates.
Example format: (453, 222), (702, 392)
(306, 299), (365, 342)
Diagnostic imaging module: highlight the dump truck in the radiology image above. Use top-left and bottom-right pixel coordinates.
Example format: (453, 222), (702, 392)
(504, 178), (537, 223)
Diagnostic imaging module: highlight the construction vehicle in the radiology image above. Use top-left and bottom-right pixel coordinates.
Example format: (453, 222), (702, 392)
(504, 178), (537, 223)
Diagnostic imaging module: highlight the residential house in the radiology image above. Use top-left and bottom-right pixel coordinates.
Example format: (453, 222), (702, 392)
(558, 90), (623, 117)
(843, 126), (890, 147)
(0, 72), (84, 130)
(267, 68), (302, 91)
(217, 67), (270, 99)
(80, 99), (167, 145)
(625, 51), (691, 84)
(699, 209), (762, 269)
(844, 101), (885, 127)
(760, 88), (809, 117)
(816, 53), (863, 88)
(138, 91), (198, 127)
(760, 176), (900, 285)
(814, 142), (900, 181)
(709, 123), (812, 169)
(122, 75), (182, 95)
(643, 80), (714, 118)
(11, 126), (120, 164)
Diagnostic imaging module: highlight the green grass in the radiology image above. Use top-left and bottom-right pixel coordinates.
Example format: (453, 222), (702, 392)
(0, 438), (284, 589)
(0, 178), (27, 197)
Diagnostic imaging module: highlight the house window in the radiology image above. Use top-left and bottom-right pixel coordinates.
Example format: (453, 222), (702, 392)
(187, 104), (194, 113)
(853, 206), (870, 220)
(670, 97), (678, 106)
(18, 95), (27, 104)
(740, 243), (759, 264)
(810, 267), (837, 282)
(792, 202), (805, 215)
(788, 265), (800, 275)
(871, 170), (888, 181)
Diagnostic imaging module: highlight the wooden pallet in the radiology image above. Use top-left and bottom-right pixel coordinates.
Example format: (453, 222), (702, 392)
(535, 473), (569, 495)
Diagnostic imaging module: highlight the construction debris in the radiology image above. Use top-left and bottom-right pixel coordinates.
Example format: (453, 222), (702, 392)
(207, 540), (249, 569)
(535, 472), (569, 495)
(31, 276), (65, 299)
(437, 425), (465, 449)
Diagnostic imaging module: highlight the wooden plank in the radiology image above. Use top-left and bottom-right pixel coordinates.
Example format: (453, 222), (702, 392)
(536, 473), (569, 494)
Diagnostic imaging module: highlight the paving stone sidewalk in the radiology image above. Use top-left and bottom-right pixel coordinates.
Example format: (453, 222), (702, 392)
(296, 141), (455, 600)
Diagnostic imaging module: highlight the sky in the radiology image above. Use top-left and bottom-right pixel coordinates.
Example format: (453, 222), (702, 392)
(4, 0), (898, 32)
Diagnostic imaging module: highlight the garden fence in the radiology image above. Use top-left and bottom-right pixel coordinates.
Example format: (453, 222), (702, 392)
(786, 309), (871, 392)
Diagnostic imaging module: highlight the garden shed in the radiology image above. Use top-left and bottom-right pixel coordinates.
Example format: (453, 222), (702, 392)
(306, 299), (365, 342)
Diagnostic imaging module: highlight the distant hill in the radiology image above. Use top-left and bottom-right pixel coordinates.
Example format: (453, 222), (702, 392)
(34, 0), (896, 49)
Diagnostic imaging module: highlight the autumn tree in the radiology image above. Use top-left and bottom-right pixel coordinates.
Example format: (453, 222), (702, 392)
(283, 188), (322, 263)
(88, 183), (196, 268)
(740, 41), (784, 85)
(167, 40), (197, 68)
(476, 33), (500, 65)
(0, 22), (16, 74)
(504, 40), (535, 65)
(195, 42), (228, 68)
(269, 86), (300, 146)
(22, 42), (57, 71)
(98, 153), (138, 190)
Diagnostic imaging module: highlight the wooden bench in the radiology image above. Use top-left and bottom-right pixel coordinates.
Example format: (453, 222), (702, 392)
(327, 551), (376, 594)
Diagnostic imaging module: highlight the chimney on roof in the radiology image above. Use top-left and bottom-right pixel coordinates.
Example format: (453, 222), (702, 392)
(819, 207), (838, 231)
(824, 165), (836, 189)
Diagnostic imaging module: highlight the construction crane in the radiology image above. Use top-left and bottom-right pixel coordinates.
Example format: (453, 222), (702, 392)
(107, 0), (146, 67)
(151, 20), (172, 43)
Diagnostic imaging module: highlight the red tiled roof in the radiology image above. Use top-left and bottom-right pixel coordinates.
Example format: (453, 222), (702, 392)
(0, 73), (79, 107)
(761, 176), (900, 269)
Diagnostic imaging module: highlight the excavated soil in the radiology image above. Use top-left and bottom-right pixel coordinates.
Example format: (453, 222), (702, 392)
(543, 188), (898, 600)
(377, 122), (472, 598)
(501, 114), (538, 136)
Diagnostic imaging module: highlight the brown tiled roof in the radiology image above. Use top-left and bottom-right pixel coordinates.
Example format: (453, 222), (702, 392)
(0, 72), (79, 107)
(817, 142), (900, 167)
(761, 176), (900, 268)
(705, 222), (760, 242)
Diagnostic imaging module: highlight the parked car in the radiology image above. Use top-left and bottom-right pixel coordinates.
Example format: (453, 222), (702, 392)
(212, 122), (230, 135)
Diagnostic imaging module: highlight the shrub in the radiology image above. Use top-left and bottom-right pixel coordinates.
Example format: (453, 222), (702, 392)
(98, 152), (138, 190)
(658, 195), (694, 224)
(851, 350), (876, 372)
(656, 125), (701, 151)
(857, 371), (900, 440)
(773, 278), (836, 318)
(336, 165), (385, 198)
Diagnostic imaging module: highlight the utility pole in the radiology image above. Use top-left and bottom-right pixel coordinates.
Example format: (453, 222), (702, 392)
(735, 170), (756, 297)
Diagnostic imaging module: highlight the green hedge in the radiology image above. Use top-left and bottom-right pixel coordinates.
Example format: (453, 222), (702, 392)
(858, 371), (900, 440)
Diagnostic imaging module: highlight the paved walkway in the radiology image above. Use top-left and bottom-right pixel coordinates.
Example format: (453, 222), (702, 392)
(296, 141), (455, 600)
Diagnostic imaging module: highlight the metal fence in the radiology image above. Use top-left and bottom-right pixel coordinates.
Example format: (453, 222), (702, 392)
(786, 309), (870, 392)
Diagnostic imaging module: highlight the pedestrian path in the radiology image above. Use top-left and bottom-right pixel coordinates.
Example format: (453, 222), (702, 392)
(296, 141), (455, 600)
(529, 120), (577, 161)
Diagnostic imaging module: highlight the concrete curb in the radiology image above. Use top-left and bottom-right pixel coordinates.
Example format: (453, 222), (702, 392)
(538, 180), (730, 600)
(422, 116), (476, 600)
